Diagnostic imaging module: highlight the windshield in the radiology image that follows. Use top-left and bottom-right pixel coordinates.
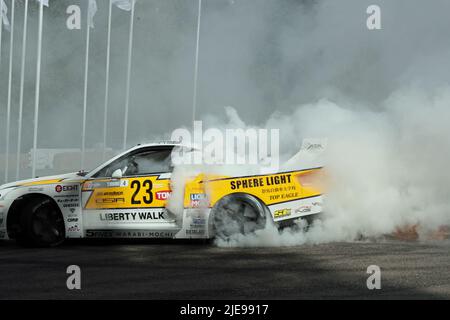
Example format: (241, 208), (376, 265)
(91, 147), (173, 178)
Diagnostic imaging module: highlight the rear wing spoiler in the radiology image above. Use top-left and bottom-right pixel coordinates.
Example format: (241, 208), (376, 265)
(282, 138), (327, 171)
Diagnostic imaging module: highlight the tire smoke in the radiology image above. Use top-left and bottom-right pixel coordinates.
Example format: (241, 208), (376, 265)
(213, 86), (450, 246)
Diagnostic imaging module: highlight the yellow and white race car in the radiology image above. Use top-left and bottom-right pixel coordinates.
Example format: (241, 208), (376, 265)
(0, 142), (324, 246)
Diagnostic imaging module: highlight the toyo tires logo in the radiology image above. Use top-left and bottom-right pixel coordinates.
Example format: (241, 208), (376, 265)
(155, 190), (171, 200)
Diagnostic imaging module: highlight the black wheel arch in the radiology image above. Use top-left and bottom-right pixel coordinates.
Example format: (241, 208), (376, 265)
(211, 192), (269, 215)
(7, 193), (64, 240)
(209, 192), (270, 236)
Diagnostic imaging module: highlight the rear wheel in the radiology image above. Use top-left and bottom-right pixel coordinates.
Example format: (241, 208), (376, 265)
(17, 197), (65, 247)
(212, 194), (267, 240)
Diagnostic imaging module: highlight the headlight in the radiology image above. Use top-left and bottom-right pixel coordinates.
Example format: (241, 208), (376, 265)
(0, 187), (16, 201)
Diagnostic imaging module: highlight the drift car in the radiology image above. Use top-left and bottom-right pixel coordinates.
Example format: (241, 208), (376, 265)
(0, 142), (325, 246)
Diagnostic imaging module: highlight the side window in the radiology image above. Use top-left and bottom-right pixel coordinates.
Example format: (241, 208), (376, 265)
(125, 149), (172, 176)
(93, 147), (173, 178)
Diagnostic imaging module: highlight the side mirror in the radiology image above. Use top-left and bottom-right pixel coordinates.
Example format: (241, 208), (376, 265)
(112, 169), (123, 179)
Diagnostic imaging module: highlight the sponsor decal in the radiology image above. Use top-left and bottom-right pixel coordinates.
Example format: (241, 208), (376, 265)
(186, 229), (205, 235)
(83, 182), (96, 189)
(97, 191), (124, 196)
(190, 193), (207, 200)
(190, 193), (208, 207)
(107, 181), (121, 187)
(230, 174), (292, 190)
(83, 180), (128, 190)
(94, 191), (125, 205)
(85, 230), (175, 238)
(99, 211), (165, 221)
(67, 218), (79, 223)
(95, 197), (125, 204)
(57, 198), (78, 203)
(68, 225), (80, 232)
(57, 197), (80, 210)
(55, 185), (78, 193)
(155, 190), (171, 201)
(63, 204), (79, 209)
(28, 187), (44, 192)
(261, 185), (296, 194)
(295, 205), (312, 214)
(192, 217), (206, 226)
(268, 192), (299, 202)
(55, 194), (79, 198)
(274, 208), (291, 218)
(189, 216), (206, 229)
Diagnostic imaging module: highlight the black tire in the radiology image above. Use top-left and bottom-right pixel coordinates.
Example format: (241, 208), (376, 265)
(16, 197), (65, 247)
(212, 194), (267, 240)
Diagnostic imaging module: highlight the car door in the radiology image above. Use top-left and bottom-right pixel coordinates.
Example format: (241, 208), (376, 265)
(81, 146), (180, 239)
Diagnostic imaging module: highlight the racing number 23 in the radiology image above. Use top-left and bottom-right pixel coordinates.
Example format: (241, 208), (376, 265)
(131, 180), (153, 205)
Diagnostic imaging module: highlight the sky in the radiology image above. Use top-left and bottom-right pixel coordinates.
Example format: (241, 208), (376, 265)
(1, 0), (450, 169)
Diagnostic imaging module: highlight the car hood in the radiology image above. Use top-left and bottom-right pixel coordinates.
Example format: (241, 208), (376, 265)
(0, 172), (83, 190)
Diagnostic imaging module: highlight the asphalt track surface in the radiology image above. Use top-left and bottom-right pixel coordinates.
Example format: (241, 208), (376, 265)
(0, 239), (449, 299)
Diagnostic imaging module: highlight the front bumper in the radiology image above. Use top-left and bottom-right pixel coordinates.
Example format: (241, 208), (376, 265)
(0, 205), (7, 239)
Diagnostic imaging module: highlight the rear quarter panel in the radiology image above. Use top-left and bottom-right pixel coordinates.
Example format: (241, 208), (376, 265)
(184, 169), (324, 222)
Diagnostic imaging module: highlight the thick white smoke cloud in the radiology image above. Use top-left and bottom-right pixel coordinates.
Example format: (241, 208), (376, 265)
(197, 0), (450, 247)
(212, 84), (450, 247)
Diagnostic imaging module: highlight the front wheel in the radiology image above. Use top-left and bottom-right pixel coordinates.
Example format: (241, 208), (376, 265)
(17, 197), (65, 247)
(212, 194), (267, 240)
